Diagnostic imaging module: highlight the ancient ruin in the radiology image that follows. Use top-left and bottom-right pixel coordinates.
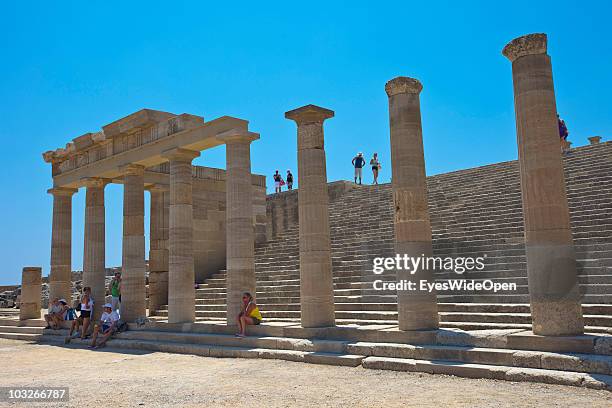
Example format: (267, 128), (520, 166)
(2, 33), (611, 390)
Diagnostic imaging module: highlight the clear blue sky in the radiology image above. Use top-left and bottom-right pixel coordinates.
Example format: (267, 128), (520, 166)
(0, 1), (610, 285)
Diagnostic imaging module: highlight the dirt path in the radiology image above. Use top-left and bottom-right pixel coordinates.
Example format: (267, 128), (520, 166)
(0, 339), (609, 407)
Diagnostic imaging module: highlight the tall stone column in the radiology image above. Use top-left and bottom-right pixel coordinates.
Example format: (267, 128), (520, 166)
(82, 177), (109, 320)
(285, 105), (336, 328)
(386, 77), (439, 331)
(147, 184), (169, 316)
(48, 187), (77, 303)
(218, 129), (259, 327)
(162, 148), (200, 324)
(503, 33), (584, 335)
(20, 267), (42, 320)
(120, 164), (146, 322)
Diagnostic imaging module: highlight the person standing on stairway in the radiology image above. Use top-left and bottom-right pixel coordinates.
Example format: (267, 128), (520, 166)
(109, 271), (121, 312)
(273, 170), (283, 194)
(558, 114), (569, 153)
(352, 152), (366, 184)
(370, 153), (381, 185)
(286, 169), (294, 190)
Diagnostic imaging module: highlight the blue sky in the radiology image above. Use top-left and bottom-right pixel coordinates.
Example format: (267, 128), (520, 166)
(0, 1), (610, 284)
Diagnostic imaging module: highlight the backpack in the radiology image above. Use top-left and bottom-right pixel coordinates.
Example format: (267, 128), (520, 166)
(65, 308), (77, 321)
(116, 320), (128, 333)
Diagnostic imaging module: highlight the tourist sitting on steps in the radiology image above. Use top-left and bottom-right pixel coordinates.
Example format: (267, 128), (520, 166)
(44, 297), (64, 330)
(67, 287), (94, 340)
(235, 292), (262, 337)
(89, 303), (120, 349)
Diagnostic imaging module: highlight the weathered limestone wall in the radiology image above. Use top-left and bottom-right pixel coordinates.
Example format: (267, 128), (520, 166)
(266, 181), (356, 239)
(191, 168), (267, 283)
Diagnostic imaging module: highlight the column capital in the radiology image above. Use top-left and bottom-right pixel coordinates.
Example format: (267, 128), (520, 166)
(385, 77), (423, 97)
(119, 163), (145, 176)
(146, 183), (169, 193)
(217, 129), (260, 145)
(81, 177), (111, 189)
(161, 147), (200, 162)
(47, 186), (78, 196)
(285, 104), (334, 125)
(502, 33), (547, 62)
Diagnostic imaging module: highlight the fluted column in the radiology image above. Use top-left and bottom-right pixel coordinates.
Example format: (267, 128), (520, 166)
(218, 129), (259, 327)
(20, 267), (42, 320)
(48, 187), (77, 303)
(82, 177), (109, 320)
(503, 33), (584, 335)
(120, 164), (146, 322)
(162, 148), (200, 324)
(285, 105), (336, 328)
(386, 77), (439, 331)
(147, 184), (169, 316)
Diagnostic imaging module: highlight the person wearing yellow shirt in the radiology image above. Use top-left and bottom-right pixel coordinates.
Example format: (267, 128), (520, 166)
(236, 292), (262, 337)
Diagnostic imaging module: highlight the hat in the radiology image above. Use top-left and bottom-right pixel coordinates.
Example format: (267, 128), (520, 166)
(103, 303), (113, 309)
(59, 299), (67, 304)
(358, 152), (363, 155)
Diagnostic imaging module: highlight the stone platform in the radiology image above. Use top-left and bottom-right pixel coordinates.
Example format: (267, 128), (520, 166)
(1, 318), (611, 390)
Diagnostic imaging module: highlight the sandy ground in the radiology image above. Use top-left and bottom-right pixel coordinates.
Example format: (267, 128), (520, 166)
(0, 339), (610, 408)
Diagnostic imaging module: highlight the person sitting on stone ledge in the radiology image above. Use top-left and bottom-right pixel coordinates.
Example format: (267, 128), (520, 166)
(44, 297), (64, 330)
(67, 287), (94, 340)
(89, 303), (120, 349)
(235, 292), (262, 337)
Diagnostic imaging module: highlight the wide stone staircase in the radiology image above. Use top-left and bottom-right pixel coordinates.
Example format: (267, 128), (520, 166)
(152, 141), (612, 333)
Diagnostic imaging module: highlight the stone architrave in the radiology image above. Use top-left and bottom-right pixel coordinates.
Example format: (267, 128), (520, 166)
(120, 164), (147, 322)
(385, 77), (439, 331)
(217, 129), (259, 327)
(20, 267), (42, 320)
(162, 148), (200, 324)
(503, 33), (584, 335)
(285, 105), (336, 328)
(48, 187), (77, 303)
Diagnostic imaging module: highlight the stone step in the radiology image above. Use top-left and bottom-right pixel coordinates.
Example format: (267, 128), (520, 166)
(349, 341), (612, 376)
(40, 332), (364, 367)
(361, 356), (612, 390)
(0, 325), (45, 334)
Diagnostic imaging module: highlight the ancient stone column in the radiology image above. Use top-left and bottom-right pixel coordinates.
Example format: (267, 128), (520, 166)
(48, 187), (77, 303)
(20, 267), (42, 320)
(385, 77), (439, 331)
(82, 177), (109, 320)
(503, 33), (584, 335)
(147, 184), (169, 316)
(285, 105), (336, 328)
(120, 164), (147, 322)
(162, 148), (200, 324)
(218, 129), (259, 327)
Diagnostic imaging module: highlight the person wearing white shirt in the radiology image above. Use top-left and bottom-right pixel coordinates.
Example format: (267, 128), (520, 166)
(90, 303), (120, 349)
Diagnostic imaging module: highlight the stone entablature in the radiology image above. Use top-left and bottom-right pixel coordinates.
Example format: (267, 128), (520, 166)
(43, 110), (204, 177)
(43, 108), (249, 188)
